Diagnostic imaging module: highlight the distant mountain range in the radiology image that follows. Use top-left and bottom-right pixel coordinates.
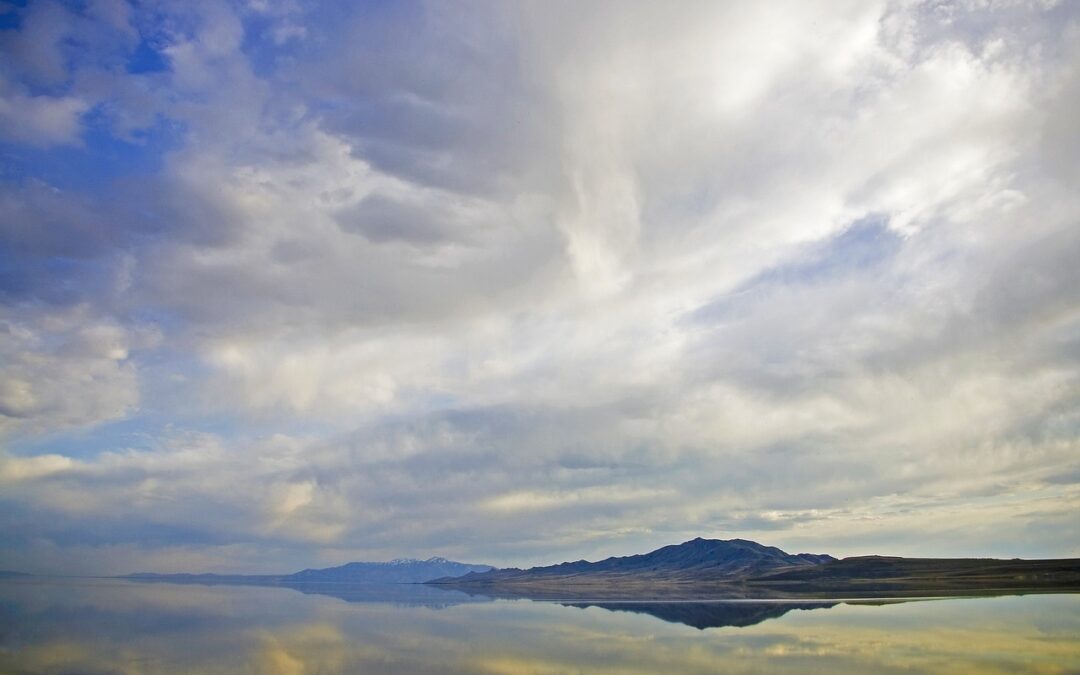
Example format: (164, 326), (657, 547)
(127, 557), (492, 585)
(285, 557), (492, 584)
(430, 537), (1080, 598)
(115, 537), (1080, 599)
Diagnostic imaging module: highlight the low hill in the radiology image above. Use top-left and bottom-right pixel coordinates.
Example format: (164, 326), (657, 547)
(284, 557), (493, 584)
(746, 555), (1080, 594)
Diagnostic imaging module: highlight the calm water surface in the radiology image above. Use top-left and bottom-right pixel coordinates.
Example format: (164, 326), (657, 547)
(1, 578), (1078, 673)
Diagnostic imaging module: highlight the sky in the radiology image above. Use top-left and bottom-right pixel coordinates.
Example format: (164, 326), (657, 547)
(0, 0), (1078, 575)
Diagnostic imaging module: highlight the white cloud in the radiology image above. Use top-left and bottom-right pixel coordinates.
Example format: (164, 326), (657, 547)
(0, 453), (75, 483)
(1, 0), (1079, 571)
(0, 305), (152, 439)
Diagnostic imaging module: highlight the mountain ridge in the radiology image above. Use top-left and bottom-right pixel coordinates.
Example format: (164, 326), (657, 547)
(432, 538), (836, 586)
(429, 538), (1080, 598)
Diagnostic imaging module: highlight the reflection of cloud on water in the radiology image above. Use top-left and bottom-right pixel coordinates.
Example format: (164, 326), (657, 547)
(0, 581), (1078, 674)
(250, 622), (397, 675)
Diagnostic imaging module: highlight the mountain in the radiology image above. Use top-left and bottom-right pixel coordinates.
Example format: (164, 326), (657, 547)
(431, 538), (835, 589)
(430, 538), (1080, 599)
(284, 557), (493, 584)
(121, 538), (1080, 600)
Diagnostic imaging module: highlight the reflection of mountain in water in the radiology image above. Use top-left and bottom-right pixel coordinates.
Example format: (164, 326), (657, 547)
(124, 576), (489, 608)
(562, 601), (837, 630)
(278, 581), (491, 607)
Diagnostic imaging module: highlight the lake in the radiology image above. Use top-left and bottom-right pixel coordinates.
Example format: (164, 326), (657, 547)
(1, 578), (1078, 673)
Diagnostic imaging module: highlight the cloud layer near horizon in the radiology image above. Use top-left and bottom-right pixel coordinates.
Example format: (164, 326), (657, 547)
(1, 0), (1078, 574)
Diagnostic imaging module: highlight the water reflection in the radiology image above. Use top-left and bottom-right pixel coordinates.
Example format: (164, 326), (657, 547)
(561, 600), (837, 629)
(126, 575), (493, 607)
(1, 578), (1077, 674)
(279, 581), (490, 607)
(126, 576), (833, 628)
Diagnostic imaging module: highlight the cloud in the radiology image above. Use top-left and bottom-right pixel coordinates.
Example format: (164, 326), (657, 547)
(335, 193), (468, 246)
(0, 453), (75, 483)
(1, 0), (1079, 573)
(0, 88), (89, 147)
(0, 0), (147, 146)
(0, 304), (154, 440)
